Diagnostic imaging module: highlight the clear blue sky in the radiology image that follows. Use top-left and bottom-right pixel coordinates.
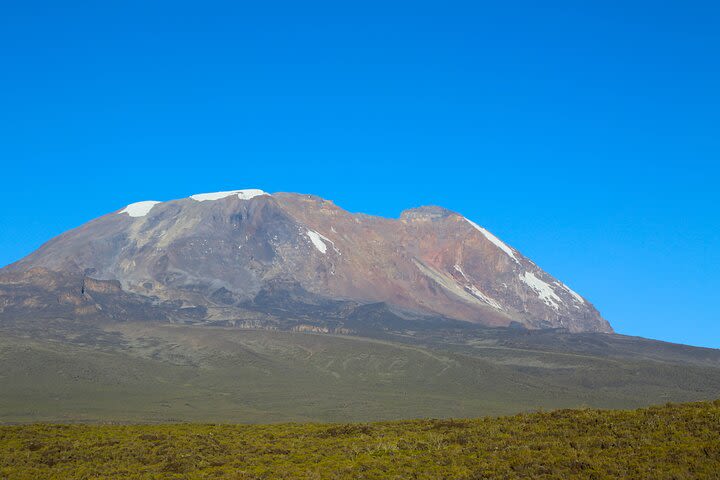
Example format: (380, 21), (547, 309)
(1, 1), (718, 347)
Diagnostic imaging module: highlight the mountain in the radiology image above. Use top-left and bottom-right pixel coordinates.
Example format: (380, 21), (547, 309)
(2, 189), (720, 423)
(0, 189), (610, 333)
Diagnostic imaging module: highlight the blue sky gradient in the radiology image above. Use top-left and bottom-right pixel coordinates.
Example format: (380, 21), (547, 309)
(1, 1), (718, 347)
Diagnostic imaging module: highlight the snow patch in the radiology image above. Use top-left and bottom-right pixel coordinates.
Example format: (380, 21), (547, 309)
(120, 201), (160, 218)
(307, 230), (327, 253)
(466, 285), (503, 310)
(453, 264), (467, 279)
(414, 259), (503, 311)
(190, 189), (269, 202)
(465, 218), (519, 263)
(306, 229), (340, 255)
(451, 264), (503, 311)
(555, 281), (585, 304)
(520, 271), (563, 310)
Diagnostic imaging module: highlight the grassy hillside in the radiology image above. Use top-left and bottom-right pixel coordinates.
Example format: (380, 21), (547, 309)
(2, 322), (720, 423)
(1, 400), (719, 479)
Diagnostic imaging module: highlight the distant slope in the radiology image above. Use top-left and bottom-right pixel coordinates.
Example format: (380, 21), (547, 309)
(1, 400), (718, 479)
(1, 320), (719, 423)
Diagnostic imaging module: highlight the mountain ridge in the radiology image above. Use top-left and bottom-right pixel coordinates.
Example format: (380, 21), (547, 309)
(0, 189), (611, 333)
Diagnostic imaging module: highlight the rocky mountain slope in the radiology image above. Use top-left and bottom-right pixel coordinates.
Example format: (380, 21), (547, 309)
(0, 189), (611, 333)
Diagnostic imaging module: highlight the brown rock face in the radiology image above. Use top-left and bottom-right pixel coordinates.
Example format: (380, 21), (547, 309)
(0, 190), (611, 333)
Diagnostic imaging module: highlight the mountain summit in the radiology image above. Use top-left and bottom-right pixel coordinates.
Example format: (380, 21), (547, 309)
(1, 189), (611, 333)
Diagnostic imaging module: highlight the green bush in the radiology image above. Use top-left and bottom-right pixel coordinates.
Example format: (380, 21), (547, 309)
(1, 400), (719, 479)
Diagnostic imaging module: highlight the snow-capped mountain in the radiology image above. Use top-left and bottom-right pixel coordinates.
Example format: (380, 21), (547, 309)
(0, 189), (611, 333)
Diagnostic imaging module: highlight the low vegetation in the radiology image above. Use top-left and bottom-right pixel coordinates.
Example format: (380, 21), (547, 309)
(1, 400), (719, 479)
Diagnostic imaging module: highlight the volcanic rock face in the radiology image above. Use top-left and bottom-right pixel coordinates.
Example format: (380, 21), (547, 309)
(0, 190), (611, 333)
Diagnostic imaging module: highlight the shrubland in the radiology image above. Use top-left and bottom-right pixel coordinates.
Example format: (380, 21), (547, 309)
(1, 400), (719, 479)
